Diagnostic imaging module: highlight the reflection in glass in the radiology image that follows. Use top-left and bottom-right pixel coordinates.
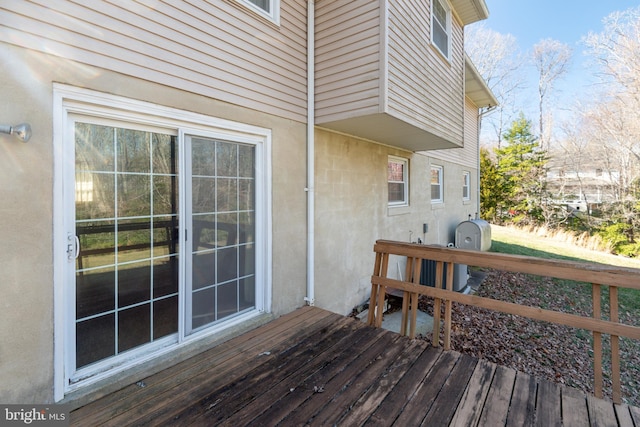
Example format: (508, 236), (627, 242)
(117, 129), (150, 173)
(193, 215), (217, 250)
(117, 174), (151, 218)
(239, 277), (255, 311)
(117, 218), (151, 261)
(240, 243), (255, 277)
(192, 287), (216, 330)
(191, 177), (216, 213)
(118, 304), (151, 352)
(154, 296), (178, 339)
(75, 122), (179, 369)
(153, 176), (178, 215)
(216, 142), (237, 177)
(217, 213), (238, 246)
(239, 179), (254, 212)
(153, 134), (178, 175)
(76, 266), (115, 319)
(216, 178), (238, 212)
(217, 247), (237, 283)
(238, 144), (254, 178)
(192, 138), (216, 176)
(76, 221), (115, 269)
(75, 123), (115, 172)
(239, 212), (254, 245)
(118, 260), (151, 307)
(192, 250), (216, 290)
(153, 256), (179, 297)
(218, 281), (238, 320)
(76, 314), (115, 368)
(75, 172), (115, 220)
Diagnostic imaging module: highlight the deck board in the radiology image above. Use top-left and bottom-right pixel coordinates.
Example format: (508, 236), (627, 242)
(69, 306), (638, 426)
(448, 358), (496, 427)
(561, 385), (590, 427)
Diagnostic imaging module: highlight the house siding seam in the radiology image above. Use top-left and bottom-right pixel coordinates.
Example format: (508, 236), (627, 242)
(0, 0), (308, 122)
(314, 0), (382, 121)
(386, 0), (465, 146)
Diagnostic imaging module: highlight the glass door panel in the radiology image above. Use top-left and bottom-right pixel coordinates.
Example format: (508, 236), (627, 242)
(187, 137), (256, 334)
(74, 123), (179, 369)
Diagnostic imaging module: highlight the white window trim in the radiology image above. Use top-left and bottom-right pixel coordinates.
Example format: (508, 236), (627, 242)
(388, 156), (409, 207)
(463, 171), (471, 201)
(431, 165), (444, 204)
(52, 84), (273, 400)
(431, 0), (452, 61)
(237, 0), (281, 25)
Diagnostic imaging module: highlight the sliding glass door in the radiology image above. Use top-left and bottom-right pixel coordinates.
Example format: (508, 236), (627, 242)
(67, 117), (259, 383)
(186, 136), (256, 334)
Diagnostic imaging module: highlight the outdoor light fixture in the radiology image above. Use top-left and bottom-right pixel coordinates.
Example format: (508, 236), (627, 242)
(0, 123), (32, 142)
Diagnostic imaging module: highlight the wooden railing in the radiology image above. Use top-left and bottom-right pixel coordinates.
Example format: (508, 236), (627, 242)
(367, 239), (640, 404)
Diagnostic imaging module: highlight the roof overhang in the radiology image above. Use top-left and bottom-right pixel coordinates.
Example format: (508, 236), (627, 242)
(465, 54), (498, 108)
(317, 113), (462, 152)
(450, 0), (490, 26)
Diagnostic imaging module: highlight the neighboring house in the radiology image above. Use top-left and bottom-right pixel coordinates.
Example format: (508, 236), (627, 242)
(546, 153), (622, 208)
(0, 0), (494, 405)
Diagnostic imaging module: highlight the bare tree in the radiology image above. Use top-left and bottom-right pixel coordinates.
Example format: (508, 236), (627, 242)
(584, 7), (640, 99)
(532, 39), (572, 152)
(582, 7), (640, 206)
(465, 23), (526, 148)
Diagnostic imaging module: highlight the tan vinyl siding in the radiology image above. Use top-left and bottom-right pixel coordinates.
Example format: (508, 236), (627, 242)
(429, 96), (479, 168)
(0, 0), (307, 122)
(387, 0), (465, 147)
(314, 0), (382, 122)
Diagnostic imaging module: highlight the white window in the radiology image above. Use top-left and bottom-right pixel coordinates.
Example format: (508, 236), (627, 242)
(432, 0), (451, 59)
(239, 0), (280, 23)
(53, 85), (272, 398)
(431, 165), (443, 203)
(388, 156), (409, 206)
(463, 171), (471, 200)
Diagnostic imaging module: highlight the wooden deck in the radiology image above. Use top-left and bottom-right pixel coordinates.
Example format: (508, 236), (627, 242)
(70, 306), (640, 426)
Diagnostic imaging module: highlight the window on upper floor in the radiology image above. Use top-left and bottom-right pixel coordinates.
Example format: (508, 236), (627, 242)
(238, 0), (280, 23)
(463, 171), (470, 201)
(388, 156), (409, 207)
(431, 165), (443, 203)
(432, 0), (451, 59)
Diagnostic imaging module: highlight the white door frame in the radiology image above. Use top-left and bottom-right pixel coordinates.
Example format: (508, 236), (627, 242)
(52, 84), (272, 401)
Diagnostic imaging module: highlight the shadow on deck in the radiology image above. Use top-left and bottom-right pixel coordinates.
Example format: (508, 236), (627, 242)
(70, 306), (640, 426)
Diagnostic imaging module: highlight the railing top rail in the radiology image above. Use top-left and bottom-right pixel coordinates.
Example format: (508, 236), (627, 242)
(374, 239), (640, 290)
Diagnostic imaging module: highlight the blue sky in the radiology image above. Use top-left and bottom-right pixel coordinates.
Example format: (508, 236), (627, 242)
(476, 0), (640, 117)
(483, 0), (640, 49)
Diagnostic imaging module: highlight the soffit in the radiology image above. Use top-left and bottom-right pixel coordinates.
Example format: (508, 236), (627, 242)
(450, 0), (489, 25)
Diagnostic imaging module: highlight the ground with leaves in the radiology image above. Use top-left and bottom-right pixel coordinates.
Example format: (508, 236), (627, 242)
(417, 268), (640, 407)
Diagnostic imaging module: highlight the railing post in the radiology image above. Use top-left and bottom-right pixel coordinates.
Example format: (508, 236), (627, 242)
(432, 261), (444, 347)
(443, 261), (454, 350)
(400, 257), (413, 337)
(592, 283), (603, 399)
(610, 285), (621, 404)
(368, 251), (389, 327)
(409, 257), (422, 339)
(367, 252), (382, 326)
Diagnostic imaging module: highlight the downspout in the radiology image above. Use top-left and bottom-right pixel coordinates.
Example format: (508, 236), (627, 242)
(476, 109), (482, 218)
(304, 0), (315, 306)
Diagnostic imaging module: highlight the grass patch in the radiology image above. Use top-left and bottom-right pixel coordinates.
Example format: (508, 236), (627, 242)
(490, 224), (640, 318)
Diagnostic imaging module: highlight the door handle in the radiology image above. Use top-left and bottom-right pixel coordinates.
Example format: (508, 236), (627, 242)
(67, 233), (80, 260)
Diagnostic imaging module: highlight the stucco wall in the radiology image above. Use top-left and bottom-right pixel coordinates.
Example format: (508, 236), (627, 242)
(313, 128), (479, 315)
(0, 43), (307, 404)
